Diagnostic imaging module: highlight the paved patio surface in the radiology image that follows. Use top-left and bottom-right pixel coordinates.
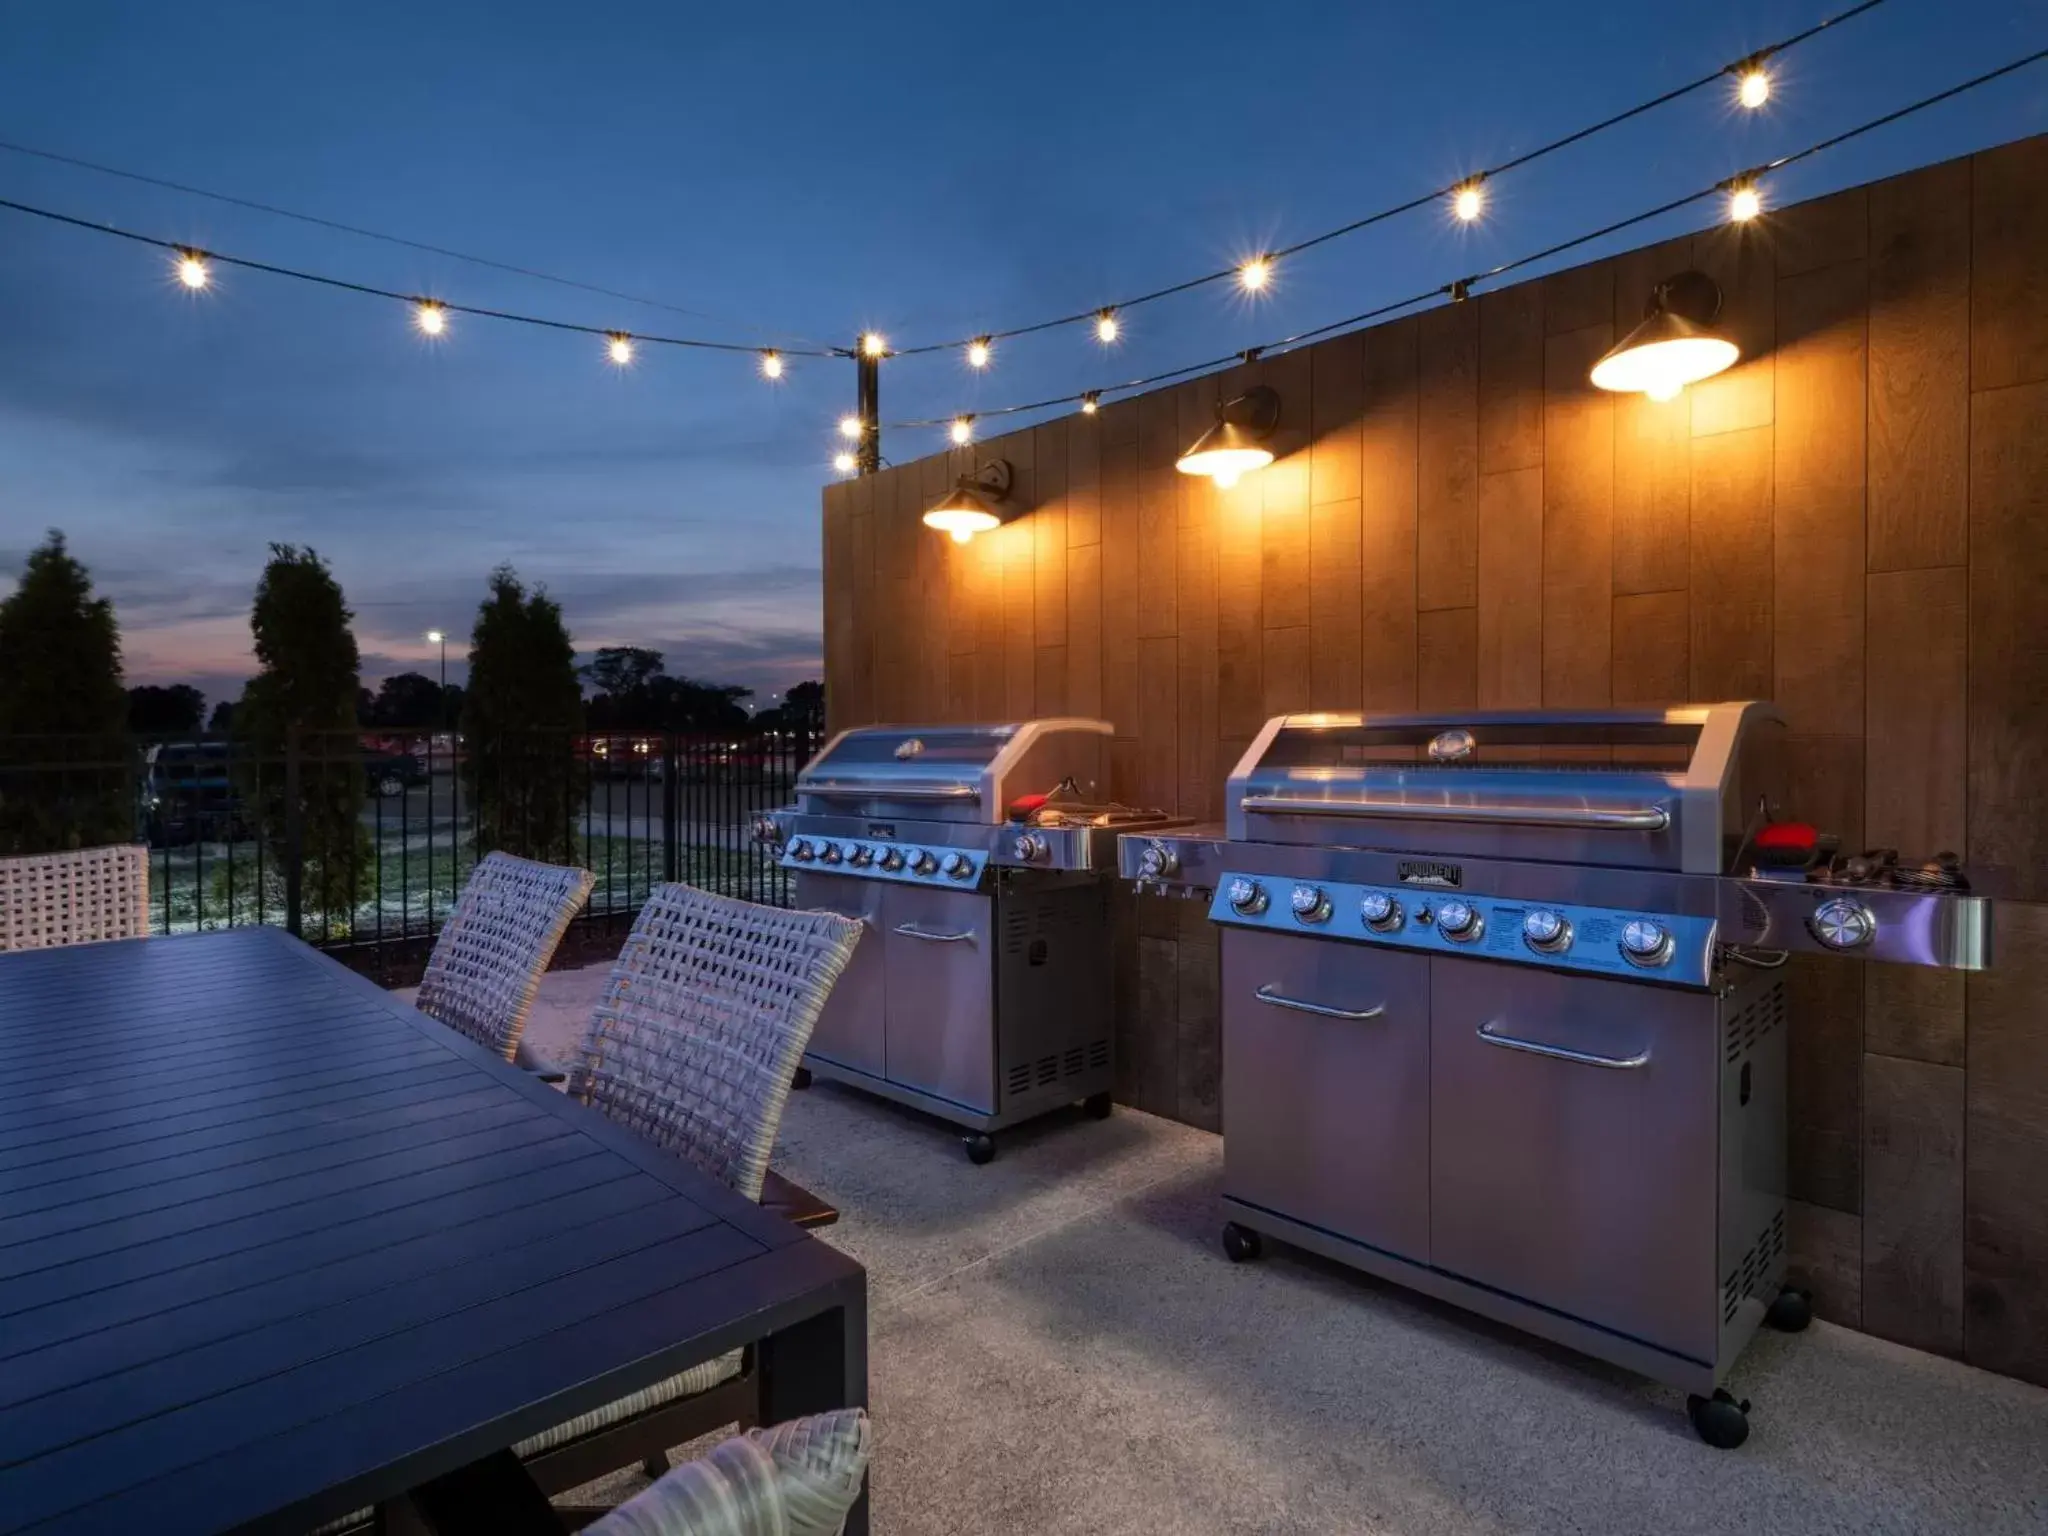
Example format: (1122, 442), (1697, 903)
(495, 966), (2048, 1533)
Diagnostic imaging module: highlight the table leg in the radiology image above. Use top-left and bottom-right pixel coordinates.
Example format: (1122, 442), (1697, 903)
(385, 1447), (563, 1535)
(757, 1274), (870, 1536)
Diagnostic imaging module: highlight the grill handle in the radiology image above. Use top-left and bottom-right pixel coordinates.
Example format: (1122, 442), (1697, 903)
(893, 924), (977, 944)
(1239, 794), (1669, 831)
(1254, 984), (1386, 1022)
(801, 780), (982, 803)
(1476, 1020), (1651, 1070)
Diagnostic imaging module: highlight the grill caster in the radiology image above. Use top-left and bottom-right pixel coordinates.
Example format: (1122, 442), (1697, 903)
(1221, 1222), (1263, 1263)
(1766, 1286), (1812, 1333)
(1686, 1389), (1751, 1450)
(1084, 1091), (1114, 1120)
(791, 1067), (812, 1091)
(964, 1132), (997, 1165)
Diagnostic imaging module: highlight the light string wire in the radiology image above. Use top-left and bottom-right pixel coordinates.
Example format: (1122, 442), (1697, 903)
(882, 0), (1891, 357)
(889, 44), (2048, 432)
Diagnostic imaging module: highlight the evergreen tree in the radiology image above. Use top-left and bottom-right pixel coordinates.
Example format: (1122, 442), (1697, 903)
(462, 566), (582, 862)
(234, 546), (369, 925)
(0, 532), (130, 853)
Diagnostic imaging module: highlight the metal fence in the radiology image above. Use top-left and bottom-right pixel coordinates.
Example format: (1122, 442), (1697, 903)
(0, 727), (817, 952)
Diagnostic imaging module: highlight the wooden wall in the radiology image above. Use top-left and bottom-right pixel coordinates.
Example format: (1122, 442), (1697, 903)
(821, 136), (2048, 1386)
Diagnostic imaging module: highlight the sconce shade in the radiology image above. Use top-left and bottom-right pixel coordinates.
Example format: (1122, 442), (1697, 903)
(922, 487), (1003, 544)
(1590, 271), (1739, 401)
(1176, 385), (1281, 489)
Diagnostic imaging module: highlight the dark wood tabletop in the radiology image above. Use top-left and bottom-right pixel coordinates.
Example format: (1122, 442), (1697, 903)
(0, 926), (867, 1536)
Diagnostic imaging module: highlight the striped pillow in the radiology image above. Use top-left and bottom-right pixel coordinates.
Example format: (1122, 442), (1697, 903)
(587, 1409), (871, 1536)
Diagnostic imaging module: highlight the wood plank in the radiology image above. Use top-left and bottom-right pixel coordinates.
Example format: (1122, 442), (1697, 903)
(1416, 608), (1477, 709)
(1127, 935), (1180, 1119)
(1866, 567), (1966, 854)
(1066, 409), (1102, 547)
(1033, 645), (1067, 718)
(1774, 186), (1867, 278)
(1178, 404), (1220, 818)
(1689, 425), (1774, 700)
(1964, 901), (2048, 1387)
(1786, 954), (1862, 1216)
(914, 459), (953, 717)
(1773, 259), (1868, 737)
(1136, 387), (1182, 641)
(999, 432), (1038, 719)
(1032, 419), (1069, 647)
(1360, 317), (1419, 711)
(1067, 542), (1103, 720)
(1175, 904), (1221, 1133)
(1416, 301), (1479, 611)
(1865, 966), (1965, 1069)
(820, 482), (853, 733)
(1541, 261), (1612, 336)
(1310, 331), (1365, 505)
(1970, 135), (2048, 392)
(1787, 1199), (1863, 1329)
(1611, 592), (1689, 706)
(1215, 469), (1265, 742)
(1099, 434), (1141, 736)
(1137, 636), (1178, 816)
(1475, 467), (1542, 708)
(1478, 282), (1544, 474)
(1261, 625), (1313, 716)
(1967, 379), (2048, 900)
(1260, 363), (1314, 632)
(1541, 323), (1614, 706)
(1868, 159), (1969, 570)
(1310, 497), (1364, 710)
(844, 480), (877, 729)
(1784, 734), (1865, 855)
(1688, 222), (1775, 437)
(1611, 237), (1693, 595)
(1862, 1053), (1965, 1357)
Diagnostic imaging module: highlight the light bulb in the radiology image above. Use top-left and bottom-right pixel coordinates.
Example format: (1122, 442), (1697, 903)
(1080, 392), (1100, 415)
(414, 301), (447, 337)
(833, 451), (857, 474)
(176, 252), (210, 290)
(838, 415), (863, 440)
(1095, 310), (1119, 344)
(607, 334), (634, 366)
(1645, 379), (1684, 403)
(861, 331), (887, 358)
(967, 337), (992, 369)
(761, 351), (783, 379)
(1453, 182), (1485, 223)
(1212, 468), (1243, 491)
(1738, 67), (1770, 109)
(951, 417), (974, 445)
(426, 630), (444, 644)
(1729, 183), (1763, 223)
(949, 527), (973, 544)
(1239, 257), (1271, 292)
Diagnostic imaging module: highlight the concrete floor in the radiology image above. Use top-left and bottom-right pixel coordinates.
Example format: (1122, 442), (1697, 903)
(507, 968), (2048, 1534)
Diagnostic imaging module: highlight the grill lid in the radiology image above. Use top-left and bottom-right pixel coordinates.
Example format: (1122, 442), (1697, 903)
(795, 719), (1112, 824)
(1226, 705), (1783, 874)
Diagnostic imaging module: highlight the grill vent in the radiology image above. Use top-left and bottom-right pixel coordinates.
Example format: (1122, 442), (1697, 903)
(1721, 1208), (1787, 1324)
(1726, 979), (1788, 1063)
(1007, 1063), (1032, 1097)
(1088, 1039), (1110, 1070)
(1036, 1055), (1060, 1086)
(1009, 1041), (1111, 1101)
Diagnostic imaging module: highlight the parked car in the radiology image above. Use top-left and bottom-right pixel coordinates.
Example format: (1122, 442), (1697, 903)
(363, 747), (429, 798)
(140, 741), (248, 847)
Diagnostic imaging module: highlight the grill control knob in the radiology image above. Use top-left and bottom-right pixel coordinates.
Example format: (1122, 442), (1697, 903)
(1226, 878), (1268, 916)
(1522, 909), (1572, 953)
(1619, 918), (1673, 967)
(819, 841), (844, 865)
(1809, 897), (1876, 951)
(1289, 885), (1332, 924)
(1437, 899), (1483, 942)
(847, 843), (874, 867)
(879, 847), (906, 872)
(942, 851), (974, 880)
(1360, 891), (1403, 932)
(1012, 832), (1047, 863)
(1137, 841), (1178, 879)
(910, 849), (938, 876)
(788, 838), (815, 862)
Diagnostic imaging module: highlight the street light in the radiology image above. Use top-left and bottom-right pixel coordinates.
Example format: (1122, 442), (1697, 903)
(426, 631), (447, 728)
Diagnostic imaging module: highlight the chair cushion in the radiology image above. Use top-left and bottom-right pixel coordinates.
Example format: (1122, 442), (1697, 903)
(512, 1351), (744, 1458)
(585, 1408), (871, 1536)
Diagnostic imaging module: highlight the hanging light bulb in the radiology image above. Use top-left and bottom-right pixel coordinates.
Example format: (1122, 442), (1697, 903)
(1452, 181), (1485, 223)
(1080, 392), (1100, 415)
(607, 333), (634, 366)
(1238, 256), (1272, 293)
(833, 451), (857, 475)
(861, 331), (887, 358)
(1589, 270), (1740, 403)
(761, 350), (784, 380)
(1737, 65), (1771, 109)
(1095, 309), (1120, 344)
(1728, 180), (1764, 223)
(951, 415), (975, 445)
(1177, 387), (1280, 490)
(414, 301), (448, 337)
(967, 337), (992, 369)
(175, 250), (211, 290)
(838, 415), (864, 441)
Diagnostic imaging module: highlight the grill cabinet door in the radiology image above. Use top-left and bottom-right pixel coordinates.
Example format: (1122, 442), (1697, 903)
(1222, 931), (1431, 1263)
(1428, 961), (1719, 1362)
(881, 884), (996, 1113)
(792, 871), (887, 1080)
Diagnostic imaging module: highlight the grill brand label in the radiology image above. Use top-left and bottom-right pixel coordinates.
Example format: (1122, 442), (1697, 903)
(1398, 859), (1463, 888)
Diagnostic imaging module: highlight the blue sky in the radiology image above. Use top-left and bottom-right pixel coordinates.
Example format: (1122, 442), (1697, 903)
(0, 0), (2041, 712)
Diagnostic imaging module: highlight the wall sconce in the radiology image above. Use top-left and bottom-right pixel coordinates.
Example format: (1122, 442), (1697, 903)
(1589, 270), (1740, 402)
(923, 458), (1014, 544)
(1176, 385), (1281, 490)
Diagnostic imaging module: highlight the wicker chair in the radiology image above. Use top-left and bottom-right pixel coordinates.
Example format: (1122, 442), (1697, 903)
(0, 844), (149, 952)
(414, 852), (595, 1063)
(518, 884), (863, 1505)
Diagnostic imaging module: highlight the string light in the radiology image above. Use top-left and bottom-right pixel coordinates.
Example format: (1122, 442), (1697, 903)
(833, 451), (857, 475)
(967, 337), (992, 369)
(761, 350), (784, 379)
(1096, 309), (1120, 344)
(607, 333), (634, 366)
(861, 331), (887, 358)
(1452, 181), (1485, 223)
(838, 415), (864, 440)
(1238, 256), (1273, 293)
(175, 249), (210, 289)
(1080, 392), (1100, 415)
(951, 415), (974, 445)
(414, 300), (447, 337)
(1728, 180), (1764, 222)
(1737, 65), (1772, 109)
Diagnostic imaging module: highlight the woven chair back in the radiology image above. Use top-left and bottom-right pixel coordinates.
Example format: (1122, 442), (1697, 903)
(416, 852), (595, 1060)
(0, 844), (149, 952)
(569, 883), (863, 1201)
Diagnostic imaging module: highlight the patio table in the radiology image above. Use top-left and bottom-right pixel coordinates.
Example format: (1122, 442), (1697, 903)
(0, 926), (867, 1536)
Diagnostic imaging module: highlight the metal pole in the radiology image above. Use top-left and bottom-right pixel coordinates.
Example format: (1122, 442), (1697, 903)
(855, 351), (880, 475)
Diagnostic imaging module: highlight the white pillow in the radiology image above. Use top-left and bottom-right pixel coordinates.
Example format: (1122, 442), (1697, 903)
(586, 1408), (871, 1536)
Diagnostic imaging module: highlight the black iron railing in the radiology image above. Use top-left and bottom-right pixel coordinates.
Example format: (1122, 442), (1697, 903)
(0, 728), (818, 950)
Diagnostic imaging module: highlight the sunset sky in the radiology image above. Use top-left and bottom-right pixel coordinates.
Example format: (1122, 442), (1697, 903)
(1, 0), (2040, 714)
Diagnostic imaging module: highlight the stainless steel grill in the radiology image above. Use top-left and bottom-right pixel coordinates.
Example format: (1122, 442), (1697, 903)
(764, 718), (1181, 1162)
(1119, 704), (1994, 1448)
